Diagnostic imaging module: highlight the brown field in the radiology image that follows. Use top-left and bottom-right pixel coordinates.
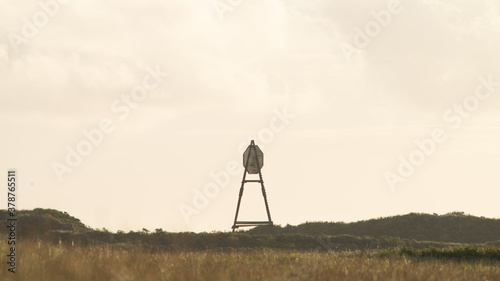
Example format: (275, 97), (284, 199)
(1, 241), (500, 281)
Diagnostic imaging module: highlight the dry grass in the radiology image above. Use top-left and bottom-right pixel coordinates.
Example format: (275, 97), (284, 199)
(1, 240), (500, 281)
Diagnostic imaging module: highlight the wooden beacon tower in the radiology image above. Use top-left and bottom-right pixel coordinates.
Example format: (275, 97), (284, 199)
(232, 140), (273, 232)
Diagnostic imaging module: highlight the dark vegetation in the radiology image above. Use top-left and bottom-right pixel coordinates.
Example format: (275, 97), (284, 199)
(397, 246), (500, 262)
(249, 211), (500, 243)
(1, 209), (500, 255)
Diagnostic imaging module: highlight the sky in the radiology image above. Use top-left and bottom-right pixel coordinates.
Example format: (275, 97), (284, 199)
(1, 0), (499, 233)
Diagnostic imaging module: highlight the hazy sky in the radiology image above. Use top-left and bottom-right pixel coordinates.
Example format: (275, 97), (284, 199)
(1, 0), (499, 232)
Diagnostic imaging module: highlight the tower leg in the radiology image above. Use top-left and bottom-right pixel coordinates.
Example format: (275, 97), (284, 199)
(261, 184), (273, 225)
(232, 184), (245, 232)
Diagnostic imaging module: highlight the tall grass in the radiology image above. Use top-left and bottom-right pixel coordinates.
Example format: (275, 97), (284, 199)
(1, 240), (500, 281)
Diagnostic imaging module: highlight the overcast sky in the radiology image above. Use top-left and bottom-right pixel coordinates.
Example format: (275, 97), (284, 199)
(1, 0), (499, 232)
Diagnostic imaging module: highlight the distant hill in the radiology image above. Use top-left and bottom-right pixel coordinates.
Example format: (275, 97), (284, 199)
(2, 209), (500, 250)
(248, 212), (500, 243)
(0, 208), (89, 238)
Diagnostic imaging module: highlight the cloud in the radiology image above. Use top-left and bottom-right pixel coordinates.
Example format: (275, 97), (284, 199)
(1, 0), (499, 136)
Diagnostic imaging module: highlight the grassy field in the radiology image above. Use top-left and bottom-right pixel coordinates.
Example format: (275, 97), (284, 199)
(1, 241), (500, 281)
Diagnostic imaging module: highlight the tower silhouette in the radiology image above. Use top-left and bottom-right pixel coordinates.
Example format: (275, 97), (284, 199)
(232, 140), (273, 232)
